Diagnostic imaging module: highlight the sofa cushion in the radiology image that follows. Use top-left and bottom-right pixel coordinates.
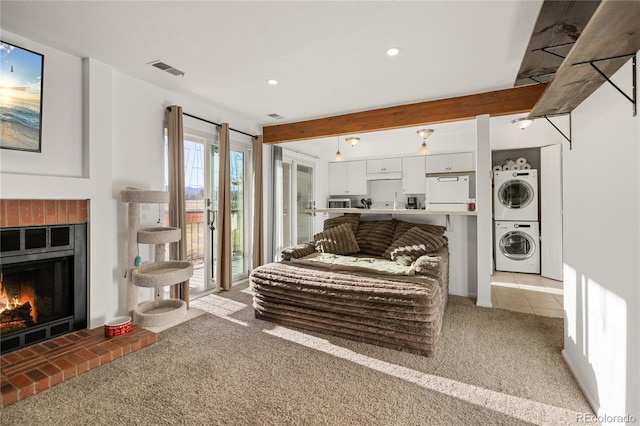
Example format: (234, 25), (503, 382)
(383, 226), (448, 265)
(314, 223), (360, 255)
(355, 219), (397, 257)
(323, 213), (361, 234)
(392, 220), (447, 243)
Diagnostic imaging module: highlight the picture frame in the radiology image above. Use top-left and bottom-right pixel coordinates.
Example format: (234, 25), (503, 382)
(0, 40), (44, 153)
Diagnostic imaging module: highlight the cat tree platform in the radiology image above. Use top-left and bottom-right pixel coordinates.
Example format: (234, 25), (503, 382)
(132, 261), (194, 288)
(137, 227), (181, 244)
(133, 299), (187, 327)
(121, 189), (170, 204)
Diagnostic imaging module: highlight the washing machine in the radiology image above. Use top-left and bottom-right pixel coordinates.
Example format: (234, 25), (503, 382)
(493, 169), (538, 221)
(495, 221), (540, 274)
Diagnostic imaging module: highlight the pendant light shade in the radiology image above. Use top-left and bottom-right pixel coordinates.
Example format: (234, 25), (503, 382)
(420, 141), (430, 155)
(417, 128), (434, 155)
(511, 117), (533, 129)
(335, 137), (343, 161)
(416, 128), (434, 139)
(345, 136), (360, 147)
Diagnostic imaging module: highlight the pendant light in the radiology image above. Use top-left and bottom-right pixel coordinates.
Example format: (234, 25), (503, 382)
(511, 117), (533, 129)
(345, 136), (360, 147)
(417, 128), (434, 155)
(335, 137), (343, 162)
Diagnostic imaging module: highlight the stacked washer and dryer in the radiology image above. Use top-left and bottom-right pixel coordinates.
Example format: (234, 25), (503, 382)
(493, 158), (540, 274)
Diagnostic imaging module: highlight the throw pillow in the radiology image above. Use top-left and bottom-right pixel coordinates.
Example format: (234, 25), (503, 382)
(314, 223), (360, 255)
(355, 220), (397, 257)
(383, 226), (448, 265)
(392, 220), (447, 244)
(323, 213), (360, 233)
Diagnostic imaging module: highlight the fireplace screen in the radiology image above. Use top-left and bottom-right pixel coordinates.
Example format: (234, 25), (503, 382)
(0, 223), (86, 352)
(1, 257), (72, 336)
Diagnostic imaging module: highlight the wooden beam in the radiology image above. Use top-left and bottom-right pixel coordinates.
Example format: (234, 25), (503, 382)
(262, 85), (546, 144)
(529, 0), (640, 117)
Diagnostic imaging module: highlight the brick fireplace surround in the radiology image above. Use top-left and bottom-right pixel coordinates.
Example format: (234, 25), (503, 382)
(0, 199), (157, 407)
(0, 199), (88, 227)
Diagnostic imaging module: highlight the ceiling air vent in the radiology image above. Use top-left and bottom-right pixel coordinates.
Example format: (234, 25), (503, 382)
(268, 113), (284, 120)
(148, 60), (185, 77)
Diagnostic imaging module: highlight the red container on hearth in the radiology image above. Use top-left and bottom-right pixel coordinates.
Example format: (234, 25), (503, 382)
(104, 316), (132, 337)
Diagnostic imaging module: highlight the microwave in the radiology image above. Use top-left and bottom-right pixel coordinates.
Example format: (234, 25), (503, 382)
(328, 198), (351, 208)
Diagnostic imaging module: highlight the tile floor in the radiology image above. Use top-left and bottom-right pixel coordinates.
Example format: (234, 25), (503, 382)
(491, 271), (563, 318)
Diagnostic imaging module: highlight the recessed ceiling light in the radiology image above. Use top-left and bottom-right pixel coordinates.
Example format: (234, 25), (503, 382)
(267, 79), (278, 85)
(386, 47), (400, 56)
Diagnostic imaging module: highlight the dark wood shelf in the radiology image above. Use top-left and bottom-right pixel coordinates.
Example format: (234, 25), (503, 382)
(528, 0), (640, 118)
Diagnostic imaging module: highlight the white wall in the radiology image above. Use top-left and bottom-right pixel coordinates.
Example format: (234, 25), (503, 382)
(110, 70), (258, 316)
(562, 58), (639, 421)
(1, 32), (260, 328)
(0, 32), (85, 178)
(476, 114), (492, 306)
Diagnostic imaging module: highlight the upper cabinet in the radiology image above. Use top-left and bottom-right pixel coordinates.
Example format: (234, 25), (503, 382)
(402, 156), (426, 194)
(366, 158), (402, 174)
(329, 160), (367, 195)
(426, 152), (474, 174)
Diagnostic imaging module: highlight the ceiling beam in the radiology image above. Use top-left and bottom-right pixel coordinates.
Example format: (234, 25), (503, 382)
(262, 84), (546, 144)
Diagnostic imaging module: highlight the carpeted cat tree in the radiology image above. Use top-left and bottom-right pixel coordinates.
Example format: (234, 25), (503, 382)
(121, 188), (192, 327)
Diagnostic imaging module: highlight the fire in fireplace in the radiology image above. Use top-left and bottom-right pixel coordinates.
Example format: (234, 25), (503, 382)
(0, 224), (86, 353)
(1, 257), (71, 334)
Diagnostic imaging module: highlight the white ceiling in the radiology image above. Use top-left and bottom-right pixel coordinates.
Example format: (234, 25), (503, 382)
(0, 0), (543, 129)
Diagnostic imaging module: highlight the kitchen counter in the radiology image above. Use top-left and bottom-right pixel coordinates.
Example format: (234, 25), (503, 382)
(306, 208), (477, 216)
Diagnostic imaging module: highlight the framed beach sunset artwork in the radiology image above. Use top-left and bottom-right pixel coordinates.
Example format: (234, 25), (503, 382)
(0, 41), (44, 152)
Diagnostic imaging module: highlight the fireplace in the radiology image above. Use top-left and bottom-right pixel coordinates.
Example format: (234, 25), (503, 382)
(0, 224), (87, 353)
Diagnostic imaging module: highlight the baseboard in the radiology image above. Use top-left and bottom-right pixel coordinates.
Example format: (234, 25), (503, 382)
(476, 300), (493, 308)
(562, 349), (601, 416)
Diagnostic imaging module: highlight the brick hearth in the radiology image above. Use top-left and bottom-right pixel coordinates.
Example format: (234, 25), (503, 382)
(0, 326), (156, 407)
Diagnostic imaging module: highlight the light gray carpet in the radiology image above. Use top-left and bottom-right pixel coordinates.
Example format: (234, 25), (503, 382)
(1, 286), (593, 425)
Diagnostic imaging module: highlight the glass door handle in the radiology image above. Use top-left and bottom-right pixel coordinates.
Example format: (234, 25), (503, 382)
(208, 210), (216, 231)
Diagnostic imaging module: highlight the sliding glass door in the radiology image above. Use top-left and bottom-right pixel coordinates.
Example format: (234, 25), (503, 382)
(208, 144), (251, 288)
(280, 159), (314, 248)
(165, 130), (251, 297)
(230, 149), (248, 278)
(296, 164), (314, 244)
(185, 135), (215, 295)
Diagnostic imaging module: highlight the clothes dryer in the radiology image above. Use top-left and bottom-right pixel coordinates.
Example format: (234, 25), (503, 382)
(493, 169), (538, 221)
(495, 221), (540, 274)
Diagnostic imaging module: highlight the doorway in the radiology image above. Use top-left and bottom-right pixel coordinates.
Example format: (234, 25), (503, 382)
(281, 159), (315, 250)
(165, 130), (251, 297)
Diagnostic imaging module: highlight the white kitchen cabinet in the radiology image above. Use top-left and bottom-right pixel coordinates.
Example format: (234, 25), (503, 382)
(402, 156), (426, 194)
(367, 158), (402, 173)
(329, 160), (367, 195)
(426, 152), (474, 173)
